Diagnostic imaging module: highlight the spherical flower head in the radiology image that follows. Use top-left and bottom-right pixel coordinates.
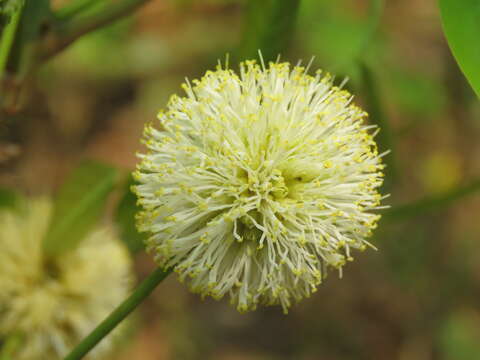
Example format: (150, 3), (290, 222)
(0, 199), (133, 359)
(134, 59), (385, 313)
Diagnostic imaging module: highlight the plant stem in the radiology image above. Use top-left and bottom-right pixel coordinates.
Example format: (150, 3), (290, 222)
(239, 0), (301, 62)
(384, 178), (480, 220)
(0, 1), (24, 78)
(64, 267), (171, 360)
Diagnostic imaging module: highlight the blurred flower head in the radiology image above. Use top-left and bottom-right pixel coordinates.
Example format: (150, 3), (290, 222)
(134, 59), (385, 313)
(0, 199), (133, 359)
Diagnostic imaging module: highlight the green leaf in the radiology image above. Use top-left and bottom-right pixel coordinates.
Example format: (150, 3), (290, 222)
(439, 0), (480, 98)
(115, 175), (145, 253)
(43, 160), (119, 257)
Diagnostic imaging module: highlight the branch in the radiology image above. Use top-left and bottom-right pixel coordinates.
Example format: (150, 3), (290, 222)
(42, 0), (151, 60)
(55, 0), (103, 21)
(384, 178), (480, 221)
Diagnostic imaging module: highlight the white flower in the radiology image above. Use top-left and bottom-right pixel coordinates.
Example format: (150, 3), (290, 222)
(134, 59), (385, 313)
(0, 199), (133, 359)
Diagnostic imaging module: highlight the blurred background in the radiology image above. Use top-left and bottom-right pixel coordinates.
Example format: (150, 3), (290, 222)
(1, 0), (480, 359)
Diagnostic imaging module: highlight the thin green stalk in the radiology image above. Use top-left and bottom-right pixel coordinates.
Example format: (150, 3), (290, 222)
(384, 178), (480, 221)
(239, 0), (301, 62)
(64, 267), (171, 360)
(0, 1), (24, 78)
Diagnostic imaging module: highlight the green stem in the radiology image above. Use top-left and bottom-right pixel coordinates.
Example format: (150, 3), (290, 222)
(384, 178), (480, 220)
(64, 267), (171, 360)
(239, 0), (301, 62)
(0, 1), (24, 78)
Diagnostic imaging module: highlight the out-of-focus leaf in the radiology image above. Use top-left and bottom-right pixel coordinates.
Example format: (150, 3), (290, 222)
(47, 16), (133, 80)
(300, 0), (383, 75)
(387, 67), (447, 117)
(240, 0), (301, 62)
(439, 0), (480, 98)
(115, 175), (145, 253)
(0, 332), (23, 360)
(440, 309), (480, 360)
(0, 187), (18, 209)
(43, 160), (118, 256)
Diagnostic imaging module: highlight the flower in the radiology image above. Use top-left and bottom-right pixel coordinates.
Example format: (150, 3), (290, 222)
(134, 59), (385, 313)
(0, 199), (133, 359)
